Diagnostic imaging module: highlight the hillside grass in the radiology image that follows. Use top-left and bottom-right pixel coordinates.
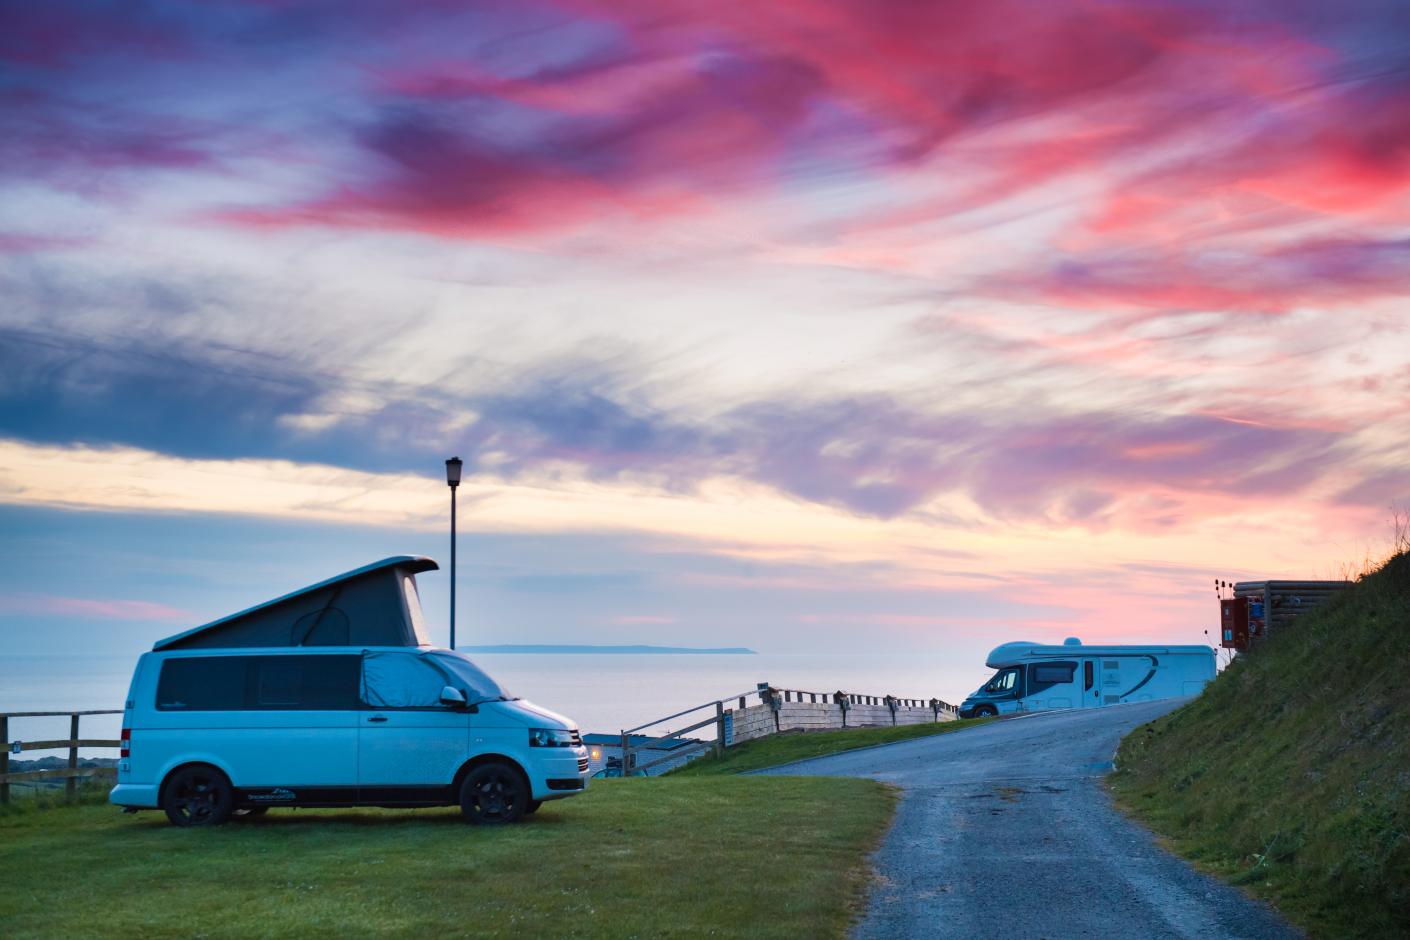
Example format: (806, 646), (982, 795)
(0, 776), (894, 939)
(671, 716), (995, 777)
(1111, 551), (1410, 939)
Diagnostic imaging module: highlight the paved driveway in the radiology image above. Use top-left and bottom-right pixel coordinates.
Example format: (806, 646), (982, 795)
(756, 701), (1300, 940)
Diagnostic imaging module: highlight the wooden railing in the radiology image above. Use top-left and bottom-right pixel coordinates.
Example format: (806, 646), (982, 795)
(0, 711), (123, 804)
(619, 683), (960, 776)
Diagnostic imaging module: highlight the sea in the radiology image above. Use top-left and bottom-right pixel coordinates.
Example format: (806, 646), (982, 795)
(0, 651), (982, 760)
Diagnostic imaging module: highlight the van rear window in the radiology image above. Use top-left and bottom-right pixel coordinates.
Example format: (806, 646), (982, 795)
(157, 655), (360, 710)
(156, 657), (246, 710)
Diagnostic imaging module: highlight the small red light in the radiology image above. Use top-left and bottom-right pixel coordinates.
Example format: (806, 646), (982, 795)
(120, 728), (131, 759)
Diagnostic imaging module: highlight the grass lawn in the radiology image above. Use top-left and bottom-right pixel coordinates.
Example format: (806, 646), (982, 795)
(671, 716), (995, 777)
(0, 775), (893, 939)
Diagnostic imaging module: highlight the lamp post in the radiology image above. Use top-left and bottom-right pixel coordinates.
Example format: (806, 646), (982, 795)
(445, 456), (463, 649)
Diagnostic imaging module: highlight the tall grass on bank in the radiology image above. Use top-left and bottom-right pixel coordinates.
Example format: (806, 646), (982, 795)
(1112, 551), (1410, 938)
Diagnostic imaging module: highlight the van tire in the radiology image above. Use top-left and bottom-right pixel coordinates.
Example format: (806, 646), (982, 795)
(524, 800), (542, 815)
(459, 762), (528, 825)
(971, 705), (998, 719)
(162, 765), (235, 827)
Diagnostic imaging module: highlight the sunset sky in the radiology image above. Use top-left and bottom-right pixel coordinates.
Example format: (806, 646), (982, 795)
(2, 1), (1408, 676)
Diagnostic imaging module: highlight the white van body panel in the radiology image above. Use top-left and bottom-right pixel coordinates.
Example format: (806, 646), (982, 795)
(110, 646), (589, 811)
(958, 638), (1215, 718)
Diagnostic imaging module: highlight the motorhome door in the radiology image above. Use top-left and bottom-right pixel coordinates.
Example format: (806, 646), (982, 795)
(1026, 660), (1080, 710)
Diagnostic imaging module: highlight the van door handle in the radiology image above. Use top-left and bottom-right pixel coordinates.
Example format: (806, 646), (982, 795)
(367, 715), (388, 723)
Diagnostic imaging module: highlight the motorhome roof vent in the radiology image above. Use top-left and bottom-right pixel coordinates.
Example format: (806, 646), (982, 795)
(1063, 636), (1082, 646)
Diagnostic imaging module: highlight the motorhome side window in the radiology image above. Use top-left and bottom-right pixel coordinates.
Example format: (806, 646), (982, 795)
(1028, 661), (1077, 694)
(156, 655), (360, 710)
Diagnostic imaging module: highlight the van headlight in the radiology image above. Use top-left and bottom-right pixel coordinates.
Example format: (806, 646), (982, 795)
(528, 728), (575, 748)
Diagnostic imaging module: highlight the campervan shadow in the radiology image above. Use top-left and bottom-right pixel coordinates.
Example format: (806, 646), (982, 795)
(109, 556), (590, 827)
(957, 637), (1215, 718)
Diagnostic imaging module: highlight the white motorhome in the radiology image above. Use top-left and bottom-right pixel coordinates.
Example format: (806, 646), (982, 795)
(109, 557), (590, 826)
(956, 637), (1215, 718)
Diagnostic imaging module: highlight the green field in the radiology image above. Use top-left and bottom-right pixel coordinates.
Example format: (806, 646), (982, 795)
(671, 715), (995, 776)
(1, 775), (893, 938)
(1111, 550), (1410, 939)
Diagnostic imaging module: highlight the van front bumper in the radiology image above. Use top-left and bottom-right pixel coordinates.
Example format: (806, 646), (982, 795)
(528, 748), (590, 801)
(109, 783), (160, 809)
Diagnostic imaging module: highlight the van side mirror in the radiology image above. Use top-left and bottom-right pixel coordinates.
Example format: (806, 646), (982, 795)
(440, 686), (467, 707)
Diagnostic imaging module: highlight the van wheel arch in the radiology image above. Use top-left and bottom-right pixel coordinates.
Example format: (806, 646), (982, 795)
(158, 761), (233, 807)
(452, 754), (530, 797)
(159, 762), (235, 827)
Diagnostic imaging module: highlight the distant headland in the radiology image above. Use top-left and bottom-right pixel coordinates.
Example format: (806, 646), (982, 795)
(462, 644), (757, 655)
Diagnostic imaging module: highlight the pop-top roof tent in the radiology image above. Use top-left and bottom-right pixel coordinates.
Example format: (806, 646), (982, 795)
(153, 556), (438, 651)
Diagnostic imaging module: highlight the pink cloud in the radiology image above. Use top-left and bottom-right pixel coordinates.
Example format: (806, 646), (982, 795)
(0, 594), (192, 623)
(983, 235), (1410, 314)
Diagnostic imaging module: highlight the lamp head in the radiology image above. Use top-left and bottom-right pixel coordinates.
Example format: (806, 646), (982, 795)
(445, 456), (463, 487)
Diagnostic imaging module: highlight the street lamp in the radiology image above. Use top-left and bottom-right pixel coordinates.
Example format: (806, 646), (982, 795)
(445, 456), (463, 649)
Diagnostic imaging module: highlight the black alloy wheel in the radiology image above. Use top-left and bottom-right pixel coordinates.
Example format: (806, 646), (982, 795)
(459, 763), (529, 825)
(162, 765), (235, 827)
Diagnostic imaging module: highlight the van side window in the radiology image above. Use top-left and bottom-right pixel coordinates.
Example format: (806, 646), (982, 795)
(157, 655), (360, 710)
(253, 656), (360, 709)
(156, 657), (247, 710)
(361, 652), (449, 708)
(1028, 661), (1077, 694)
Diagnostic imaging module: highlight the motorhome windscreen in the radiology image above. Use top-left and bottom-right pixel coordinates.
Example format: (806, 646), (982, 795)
(986, 668), (1019, 692)
(429, 651), (514, 703)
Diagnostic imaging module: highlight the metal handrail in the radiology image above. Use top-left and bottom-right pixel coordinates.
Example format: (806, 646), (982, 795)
(621, 689), (759, 736)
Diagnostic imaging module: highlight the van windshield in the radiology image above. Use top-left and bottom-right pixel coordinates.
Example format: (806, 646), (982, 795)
(428, 651), (515, 704)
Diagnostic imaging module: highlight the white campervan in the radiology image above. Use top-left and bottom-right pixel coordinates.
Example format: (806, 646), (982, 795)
(956, 637), (1215, 718)
(108, 557), (590, 826)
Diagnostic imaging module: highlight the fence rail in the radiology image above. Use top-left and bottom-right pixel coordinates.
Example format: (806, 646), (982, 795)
(619, 683), (959, 776)
(1, 710), (123, 804)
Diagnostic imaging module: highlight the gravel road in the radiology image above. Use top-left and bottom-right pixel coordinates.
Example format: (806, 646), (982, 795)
(755, 700), (1300, 940)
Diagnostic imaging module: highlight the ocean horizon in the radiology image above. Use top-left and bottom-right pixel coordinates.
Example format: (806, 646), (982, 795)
(1, 649), (982, 760)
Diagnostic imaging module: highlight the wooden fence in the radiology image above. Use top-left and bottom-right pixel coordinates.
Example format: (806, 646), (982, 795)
(0, 711), (123, 804)
(620, 683), (959, 775)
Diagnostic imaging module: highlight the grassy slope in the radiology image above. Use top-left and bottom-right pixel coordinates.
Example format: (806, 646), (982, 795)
(1111, 551), (1410, 939)
(0, 777), (893, 939)
(671, 716), (995, 777)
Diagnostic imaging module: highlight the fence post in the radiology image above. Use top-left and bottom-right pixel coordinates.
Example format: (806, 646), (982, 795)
(67, 714), (79, 799)
(1, 715), (9, 805)
(714, 701), (725, 756)
(620, 732), (630, 779)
